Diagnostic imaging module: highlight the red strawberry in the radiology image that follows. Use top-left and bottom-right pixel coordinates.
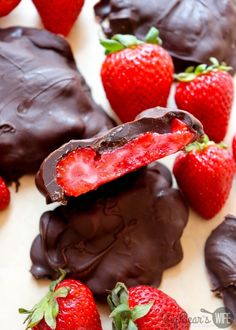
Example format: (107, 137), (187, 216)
(100, 28), (174, 122)
(108, 282), (190, 330)
(0, 177), (10, 210)
(0, 0), (21, 16)
(233, 134), (236, 162)
(175, 58), (234, 143)
(19, 270), (102, 330)
(173, 135), (236, 219)
(32, 0), (85, 36)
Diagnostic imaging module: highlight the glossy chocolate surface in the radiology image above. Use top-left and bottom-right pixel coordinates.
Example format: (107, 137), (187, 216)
(31, 162), (189, 297)
(94, 0), (236, 73)
(205, 215), (236, 322)
(0, 27), (114, 181)
(35, 107), (203, 204)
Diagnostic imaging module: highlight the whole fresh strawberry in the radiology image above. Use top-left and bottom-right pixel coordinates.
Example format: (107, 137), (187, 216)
(233, 134), (236, 162)
(173, 135), (236, 219)
(0, 176), (10, 211)
(175, 58), (234, 143)
(19, 270), (102, 330)
(32, 0), (85, 36)
(108, 282), (190, 330)
(0, 0), (21, 16)
(100, 28), (174, 122)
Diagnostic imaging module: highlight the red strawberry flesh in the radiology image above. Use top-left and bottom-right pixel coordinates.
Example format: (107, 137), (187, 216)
(233, 134), (236, 162)
(0, 177), (10, 210)
(56, 119), (196, 197)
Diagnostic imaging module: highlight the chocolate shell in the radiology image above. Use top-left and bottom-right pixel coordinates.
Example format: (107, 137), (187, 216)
(31, 162), (189, 297)
(35, 107), (203, 204)
(94, 0), (236, 73)
(0, 26), (114, 181)
(205, 215), (236, 322)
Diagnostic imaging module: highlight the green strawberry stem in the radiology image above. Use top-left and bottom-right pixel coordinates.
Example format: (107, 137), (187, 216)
(100, 27), (162, 55)
(185, 134), (227, 152)
(19, 269), (69, 330)
(108, 282), (154, 330)
(144, 27), (162, 45)
(174, 57), (232, 82)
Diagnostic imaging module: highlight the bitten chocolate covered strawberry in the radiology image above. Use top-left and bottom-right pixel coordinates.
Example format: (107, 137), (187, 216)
(108, 282), (190, 330)
(0, 177), (10, 211)
(32, 0), (85, 36)
(19, 270), (102, 330)
(100, 28), (174, 122)
(175, 58), (234, 143)
(173, 135), (236, 219)
(0, 0), (21, 16)
(36, 108), (203, 203)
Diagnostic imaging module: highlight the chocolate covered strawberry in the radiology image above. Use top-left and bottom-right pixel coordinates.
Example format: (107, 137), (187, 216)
(32, 0), (85, 36)
(36, 108), (203, 203)
(175, 58), (234, 143)
(0, 177), (10, 211)
(100, 28), (174, 122)
(173, 135), (236, 219)
(233, 134), (236, 162)
(19, 270), (102, 330)
(0, 0), (21, 16)
(108, 282), (190, 330)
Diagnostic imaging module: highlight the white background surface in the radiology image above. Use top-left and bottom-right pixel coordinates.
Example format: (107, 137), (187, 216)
(0, 1), (236, 329)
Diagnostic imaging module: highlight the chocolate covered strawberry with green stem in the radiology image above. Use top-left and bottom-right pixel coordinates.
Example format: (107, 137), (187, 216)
(173, 135), (236, 219)
(108, 282), (190, 330)
(175, 57), (234, 143)
(100, 27), (174, 122)
(19, 270), (102, 330)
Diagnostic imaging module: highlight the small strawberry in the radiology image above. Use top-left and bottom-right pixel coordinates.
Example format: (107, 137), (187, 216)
(108, 282), (190, 330)
(0, 0), (21, 16)
(175, 58), (234, 143)
(32, 0), (85, 36)
(173, 135), (236, 219)
(233, 134), (236, 162)
(19, 270), (102, 330)
(0, 176), (10, 211)
(100, 27), (174, 122)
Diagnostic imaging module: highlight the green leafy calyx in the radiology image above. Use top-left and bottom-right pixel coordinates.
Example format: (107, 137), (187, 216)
(100, 27), (162, 55)
(19, 269), (69, 330)
(174, 57), (232, 82)
(185, 134), (227, 153)
(107, 282), (154, 330)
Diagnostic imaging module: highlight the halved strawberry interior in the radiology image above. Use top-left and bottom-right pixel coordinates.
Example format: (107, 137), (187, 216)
(56, 119), (196, 197)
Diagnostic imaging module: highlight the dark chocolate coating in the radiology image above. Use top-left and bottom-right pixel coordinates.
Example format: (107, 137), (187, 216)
(94, 0), (236, 73)
(205, 215), (236, 322)
(36, 107), (203, 204)
(31, 162), (189, 297)
(0, 26), (114, 181)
